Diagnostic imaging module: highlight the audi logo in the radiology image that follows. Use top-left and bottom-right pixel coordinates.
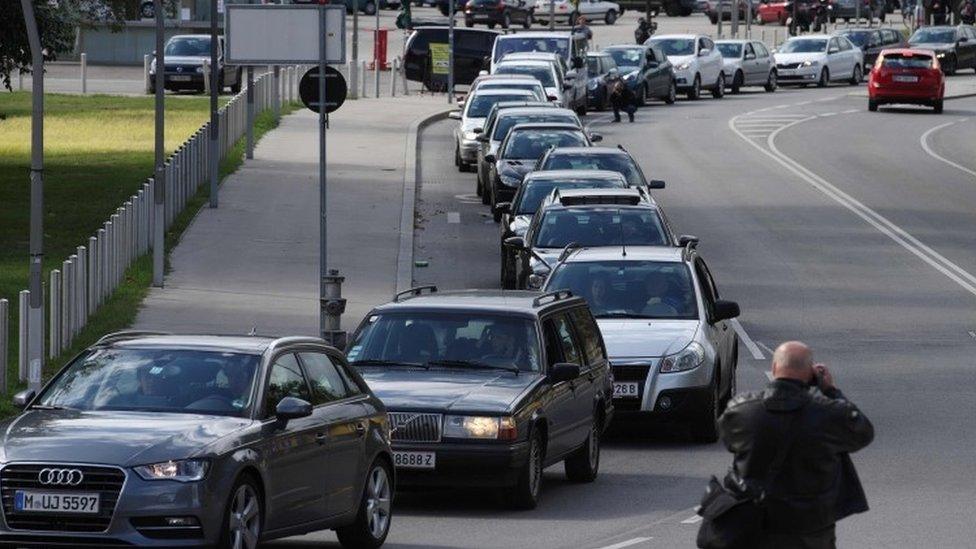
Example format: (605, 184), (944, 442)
(37, 468), (84, 486)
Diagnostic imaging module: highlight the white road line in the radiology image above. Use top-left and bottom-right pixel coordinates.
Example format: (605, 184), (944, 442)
(729, 113), (976, 299)
(681, 515), (703, 524)
(920, 119), (976, 178)
(820, 112), (837, 117)
(446, 212), (460, 224)
(968, 331), (976, 340)
(842, 108), (860, 114)
(796, 101), (812, 105)
(731, 319), (764, 360)
(595, 537), (653, 549)
(757, 341), (775, 357)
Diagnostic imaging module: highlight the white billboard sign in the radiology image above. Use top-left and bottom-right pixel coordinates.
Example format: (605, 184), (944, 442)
(225, 5), (346, 65)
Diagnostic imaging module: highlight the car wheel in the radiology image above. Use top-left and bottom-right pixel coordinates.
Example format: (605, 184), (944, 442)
(691, 376), (720, 443)
(336, 459), (393, 549)
(523, 12), (534, 28)
(664, 80), (677, 104)
(465, 17), (474, 27)
(488, 21), (497, 28)
(817, 67), (829, 88)
(638, 83), (648, 106)
(502, 12), (511, 28)
(218, 476), (262, 549)
(501, 249), (516, 289)
(868, 98), (878, 112)
(688, 74), (701, 100)
(849, 64), (862, 85)
(576, 101), (588, 116)
(712, 73), (725, 98)
(454, 145), (461, 167)
(765, 70), (778, 92)
(605, 9), (618, 24)
(491, 186), (502, 222)
(933, 99), (944, 114)
(709, 14), (718, 24)
(564, 417), (601, 482)
(944, 56), (957, 76)
(732, 70), (743, 94)
(508, 430), (543, 509)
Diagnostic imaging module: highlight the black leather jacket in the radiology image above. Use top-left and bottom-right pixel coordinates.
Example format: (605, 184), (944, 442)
(718, 379), (874, 534)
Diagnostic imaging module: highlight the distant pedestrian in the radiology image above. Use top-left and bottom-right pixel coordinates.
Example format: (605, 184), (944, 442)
(696, 341), (874, 549)
(606, 69), (637, 123)
(573, 16), (593, 40)
(961, 0), (976, 25)
(635, 17), (652, 44)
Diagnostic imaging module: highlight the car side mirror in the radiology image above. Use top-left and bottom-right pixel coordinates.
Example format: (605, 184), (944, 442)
(959, 37), (969, 44)
(550, 362), (581, 383)
(678, 234), (699, 247)
(485, 154), (496, 163)
(712, 300), (741, 322)
(496, 201), (512, 215)
(589, 132), (603, 143)
(699, 48), (711, 57)
(12, 389), (36, 410)
(563, 82), (574, 90)
(476, 133), (490, 143)
(647, 60), (660, 68)
(829, 47), (839, 54)
(648, 179), (666, 189)
(275, 396), (313, 423)
(547, 94), (560, 102)
(472, 127), (483, 134)
(744, 53), (756, 60)
(449, 111), (462, 120)
(503, 235), (525, 249)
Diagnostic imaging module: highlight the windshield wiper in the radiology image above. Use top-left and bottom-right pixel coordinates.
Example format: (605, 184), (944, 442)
(427, 359), (520, 375)
(350, 359), (429, 369)
(29, 404), (67, 411)
(594, 312), (657, 319)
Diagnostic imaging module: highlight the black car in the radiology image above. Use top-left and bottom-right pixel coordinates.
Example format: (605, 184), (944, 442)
(908, 25), (976, 75)
(0, 333), (393, 548)
(603, 45), (677, 105)
(585, 51), (618, 110)
(536, 145), (664, 189)
(404, 26), (500, 91)
(347, 287), (614, 509)
(486, 123), (598, 221)
(835, 27), (907, 68)
(464, 0), (536, 28)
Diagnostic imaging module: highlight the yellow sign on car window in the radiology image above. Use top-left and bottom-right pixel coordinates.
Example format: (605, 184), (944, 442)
(430, 43), (450, 75)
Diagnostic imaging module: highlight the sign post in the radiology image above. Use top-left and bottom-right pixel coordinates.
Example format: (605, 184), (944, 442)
(226, 5), (346, 344)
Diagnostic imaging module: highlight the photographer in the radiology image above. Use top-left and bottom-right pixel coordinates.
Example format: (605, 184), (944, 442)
(606, 68), (637, 123)
(702, 341), (874, 549)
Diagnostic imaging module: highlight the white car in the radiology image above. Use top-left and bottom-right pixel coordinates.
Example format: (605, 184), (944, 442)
(450, 88), (539, 171)
(773, 35), (864, 87)
(535, 0), (622, 25)
(492, 59), (573, 110)
(646, 34), (726, 100)
(497, 51), (588, 114)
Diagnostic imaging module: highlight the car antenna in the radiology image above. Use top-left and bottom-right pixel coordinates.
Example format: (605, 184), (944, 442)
(247, 326), (257, 336)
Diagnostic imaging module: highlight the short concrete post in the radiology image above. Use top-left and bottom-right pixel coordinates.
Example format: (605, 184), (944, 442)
(49, 270), (61, 359)
(0, 298), (7, 393)
(360, 60), (367, 98)
(203, 59), (211, 95)
(390, 58), (398, 97)
(80, 52), (87, 94)
(144, 54), (152, 94)
(18, 291), (29, 382)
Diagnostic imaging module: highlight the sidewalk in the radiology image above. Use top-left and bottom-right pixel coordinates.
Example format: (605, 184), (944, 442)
(134, 95), (450, 337)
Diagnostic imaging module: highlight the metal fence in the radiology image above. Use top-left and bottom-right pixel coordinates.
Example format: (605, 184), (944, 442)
(4, 67), (301, 391)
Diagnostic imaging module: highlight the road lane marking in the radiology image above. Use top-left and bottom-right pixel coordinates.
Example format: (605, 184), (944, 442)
(968, 331), (976, 341)
(842, 108), (859, 114)
(920, 119), (976, 178)
(757, 341), (774, 357)
(820, 112), (836, 117)
(729, 113), (976, 299)
(595, 537), (653, 549)
(447, 212), (460, 223)
(681, 515), (703, 524)
(731, 319), (764, 360)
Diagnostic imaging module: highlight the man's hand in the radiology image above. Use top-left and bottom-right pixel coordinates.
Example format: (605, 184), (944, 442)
(814, 363), (835, 392)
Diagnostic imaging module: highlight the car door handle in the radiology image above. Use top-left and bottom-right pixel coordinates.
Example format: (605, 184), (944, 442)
(315, 432), (328, 445)
(355, 423), (367, 437)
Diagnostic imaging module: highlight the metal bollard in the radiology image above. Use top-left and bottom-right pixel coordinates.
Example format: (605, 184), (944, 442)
(0, 298), (7, 394)
(144, 54), (152, 95)
(401, 57), (410, 96)
(18, 290), (29, 382)
(49, 270), (61, 359)
(203, 59), (211, 95)
(374, 61), (381, 98)
(322, 269), (348, 349)
(391, 58), (398, 97)
(360, 60), (367, 99)
(81, 53), (87, 94)
(18, 70), (24, 91)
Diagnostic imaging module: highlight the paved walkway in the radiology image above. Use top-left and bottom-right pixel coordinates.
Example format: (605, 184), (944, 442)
(134, 95), (449, 337)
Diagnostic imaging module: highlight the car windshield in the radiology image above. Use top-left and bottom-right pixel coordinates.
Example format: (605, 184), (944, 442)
(36, 348), (260, 416)
(607, 48), (644, 69)
(503, 129), (587, 159)
(546, 261), (698, 319)
(479, 82), (544, 99)
(494, 37), (570, 62)
(881, 53), (934, 69)
(493, 113), (578, 140)
(910, 29), (956, 44)
(540, 153), (645, 187)
(533, 208), (669, 248)
(649, 38), (695, 56)
(348, 313), (541, 373)
(516, 178), (626, 215)
(165, 37), (211, 57)
(494, 64), (556, 87)
(839, 31), (872, 48)
(716, 43), (743, 58)
(466, 93), (535, 118)
(778, 39), (827, 53)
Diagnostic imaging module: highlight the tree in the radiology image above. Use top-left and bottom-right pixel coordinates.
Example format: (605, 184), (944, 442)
(0, 0), (135, 91)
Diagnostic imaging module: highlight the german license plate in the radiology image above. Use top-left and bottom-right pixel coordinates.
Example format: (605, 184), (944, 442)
(893, 75), (918, 83)
(14, 491), (99, 514)
(779, 69), (794, 76)
(613, 382), (640, 399)
(393, 451), (436, 470)
(170, 75), (192, 82)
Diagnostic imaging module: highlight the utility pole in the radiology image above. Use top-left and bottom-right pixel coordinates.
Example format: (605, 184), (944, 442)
(153, 0), (165, 287)
(732, 0), (740, 37)
(209, 0), (219, 208)
(549, 0), (555, 31)
(352, 0), (359, 99)
(449, 0), (455, 103)
(20, 0), (44, 392)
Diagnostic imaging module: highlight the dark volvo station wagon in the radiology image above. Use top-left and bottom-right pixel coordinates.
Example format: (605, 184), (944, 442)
(347, 288), (613, 509)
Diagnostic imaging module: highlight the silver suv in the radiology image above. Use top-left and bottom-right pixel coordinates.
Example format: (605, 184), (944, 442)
(542, 245), (741, 441)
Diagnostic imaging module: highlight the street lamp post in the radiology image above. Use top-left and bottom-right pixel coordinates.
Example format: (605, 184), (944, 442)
(153, 0), (165, 287)
(449, 0), (455, 103)
(209, 0), (219, 208)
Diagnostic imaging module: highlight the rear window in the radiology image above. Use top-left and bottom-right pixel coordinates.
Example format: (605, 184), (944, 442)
(534, 208), (669, 248)
(881, 53), (933, 69)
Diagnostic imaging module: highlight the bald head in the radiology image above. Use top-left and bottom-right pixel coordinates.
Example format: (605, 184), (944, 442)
(772, 341), (814, 382)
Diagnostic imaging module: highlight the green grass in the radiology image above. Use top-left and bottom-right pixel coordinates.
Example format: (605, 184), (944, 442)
(0, 91), (296, 416)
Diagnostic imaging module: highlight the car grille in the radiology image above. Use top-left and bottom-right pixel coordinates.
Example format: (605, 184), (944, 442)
(777, 62), (802, 70)
(388, 412), (442, 443)
(612, 363), (652, 412)
(163, 64), (199, 73)
(1, 464), (125, 533)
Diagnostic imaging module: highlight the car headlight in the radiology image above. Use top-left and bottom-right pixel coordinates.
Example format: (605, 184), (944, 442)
(443, 415), (517, 440)
(499, 173), (520, 187)
(134, 459), (210, 482)
(463, 131), (479, 141)
(936, 52), (946, 58)
(659, 342), (705, 373)
(676, 63), (691, 71)
(802, 60), (819, 67)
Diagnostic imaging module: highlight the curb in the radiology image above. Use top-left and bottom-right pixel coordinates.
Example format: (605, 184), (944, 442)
(396, 108), (455, 294)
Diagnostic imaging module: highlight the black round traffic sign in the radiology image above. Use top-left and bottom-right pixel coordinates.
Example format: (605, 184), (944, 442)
(299, 66), (348, 114)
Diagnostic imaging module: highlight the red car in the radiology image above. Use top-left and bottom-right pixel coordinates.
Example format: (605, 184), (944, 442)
(756, 0), (788, 25)
(868, 48), (945, 113)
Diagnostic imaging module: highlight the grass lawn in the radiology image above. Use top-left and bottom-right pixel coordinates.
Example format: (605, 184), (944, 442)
(0, 91), (291, 414)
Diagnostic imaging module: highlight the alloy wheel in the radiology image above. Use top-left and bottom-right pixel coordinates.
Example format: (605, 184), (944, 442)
(365, 465), (392, 540)
(587, 423), (600, 469)
(229, 484), (260, 549)
(528, 435), (542, 498)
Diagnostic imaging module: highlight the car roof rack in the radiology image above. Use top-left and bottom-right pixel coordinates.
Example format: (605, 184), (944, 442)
(532, 289), (574, 308)
(556, 189), (644, 207)
(95, 330), (171, 345)
(393, 285), (438, 302)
